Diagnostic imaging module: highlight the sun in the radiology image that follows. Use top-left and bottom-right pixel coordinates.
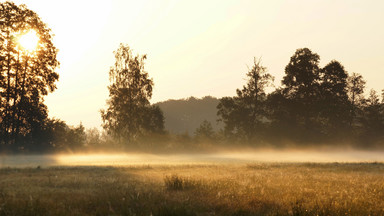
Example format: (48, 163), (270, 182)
(18, 30), (39, 52)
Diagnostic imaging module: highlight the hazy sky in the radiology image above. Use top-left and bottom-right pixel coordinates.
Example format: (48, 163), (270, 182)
(10, 0), (384, 129)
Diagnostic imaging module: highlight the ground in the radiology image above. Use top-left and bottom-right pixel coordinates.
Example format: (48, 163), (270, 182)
(0, 162), (383, 215)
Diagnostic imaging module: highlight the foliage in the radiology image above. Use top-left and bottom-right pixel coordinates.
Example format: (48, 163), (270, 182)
(318, 60), (351, 139)
(217, 58), (273, 143)
(156, 96), (222, 134)
(347, 72), (366, 129)
(85, 127), (101, 148)
(282, 48), (321, 97)
(194, 120), (215, 141)
(280, 48), (323, 141)
(142, 105), (165, 134)
(36, 119), (86, 152)
(359, 90), (384, 146)
(101, 44), (164, 146)
(217, 48), (383, 147)
(0, 2), (59, 151)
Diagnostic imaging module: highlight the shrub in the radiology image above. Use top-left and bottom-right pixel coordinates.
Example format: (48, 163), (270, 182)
(164, 174), (199, 191)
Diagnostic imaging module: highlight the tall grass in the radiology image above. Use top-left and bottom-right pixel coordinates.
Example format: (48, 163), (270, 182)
(0, 163), (383, 215)
(164, 174), (200, 191)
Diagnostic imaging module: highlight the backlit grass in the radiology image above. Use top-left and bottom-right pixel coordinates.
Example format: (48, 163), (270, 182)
(0, 163), (383, 215)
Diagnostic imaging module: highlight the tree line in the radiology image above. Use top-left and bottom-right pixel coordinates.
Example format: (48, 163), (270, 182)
(98, 46), (384, 150)
(217, 48), (384, 147)
(156, 96), (222, 134)
(1, 2), (383, 153)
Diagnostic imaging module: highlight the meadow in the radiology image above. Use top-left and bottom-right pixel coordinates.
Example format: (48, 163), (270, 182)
(0, 161), (384, 215)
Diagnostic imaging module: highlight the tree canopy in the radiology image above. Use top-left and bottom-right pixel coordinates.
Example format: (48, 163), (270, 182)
(217, 58), (274, 142)
(218, 48), (383, 147)
(0, 2), (59, 150)
(101, 44), (164, 146)
(1, 3), (383, 153)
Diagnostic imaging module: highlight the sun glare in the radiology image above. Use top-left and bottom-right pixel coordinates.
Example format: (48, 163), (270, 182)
(18, 30), (39, 52)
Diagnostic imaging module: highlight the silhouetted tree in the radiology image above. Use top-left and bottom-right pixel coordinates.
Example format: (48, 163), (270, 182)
(347, 72), (366, 128)
(0, 2), (59, 151)
(283, 48), (320, 97)
(281, 48), (322, 141)
(44, 118), (68, 150)
(143, 105), (165, 134)
(85, 127), (101, 149)
(194, 120), (215, 141)
(319, 60), (350, 138)
(215, 48), (383, 147)
(156, 96), (222, 134)
(381, 89), (384, 103)
(359, 90), (384, 146)
(217, 58), (273, 143)
(65, 123), (86, 151)
(38, 120), (86, 152)
(101, 44), (164, 147)
(266, 88), (296, 143)
(216, 96), (238, 139)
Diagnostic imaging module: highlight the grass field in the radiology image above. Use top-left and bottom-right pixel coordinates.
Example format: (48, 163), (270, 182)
(0, 162), (384, 215)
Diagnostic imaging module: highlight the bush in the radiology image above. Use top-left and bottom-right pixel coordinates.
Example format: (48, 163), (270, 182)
(164, 175), (199, 191)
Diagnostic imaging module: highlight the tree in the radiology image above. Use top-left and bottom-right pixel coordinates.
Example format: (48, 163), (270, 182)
(282, 48), (320, 98)
(43, 118), (68, 150)
(347, 72), (366, 127)
(85, 127), (101, 149)
(319, 60), (350, 138)
(66, 122), (86, 151)
(217, 58), (273, 142)
(281, 48), (322, 140)
(156, 96), (222, 134)
(381, 89), (384, 103)
(142, 105), (165, 134)
(35, 120), (87, 152)
(101, 44), (164, 146)
(360, 90), (384, 146)
(266, 88), (297, 142)
(0, 2), (59, 150)
(194, 120), (215, 141)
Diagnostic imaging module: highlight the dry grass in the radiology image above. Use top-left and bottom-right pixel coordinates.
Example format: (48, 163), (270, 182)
(0, 162), (383, 215)
(164, 174), (201, 191)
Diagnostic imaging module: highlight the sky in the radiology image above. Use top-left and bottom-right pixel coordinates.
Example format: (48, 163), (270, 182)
(9, 0), (384, 129)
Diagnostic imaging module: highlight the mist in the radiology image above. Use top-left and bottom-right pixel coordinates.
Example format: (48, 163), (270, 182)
(1, 148), (384, 168)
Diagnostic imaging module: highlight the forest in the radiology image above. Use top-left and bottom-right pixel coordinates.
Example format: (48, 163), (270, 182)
(0, 2), (383, 153)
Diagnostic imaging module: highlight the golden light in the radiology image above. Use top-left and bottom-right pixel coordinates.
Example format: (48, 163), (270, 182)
(18, 30), (39, 52)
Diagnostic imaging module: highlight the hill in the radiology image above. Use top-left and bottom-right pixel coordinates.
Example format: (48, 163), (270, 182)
(156, 96), (223, 135)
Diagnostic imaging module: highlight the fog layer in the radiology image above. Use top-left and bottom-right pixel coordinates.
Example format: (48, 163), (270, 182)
(1, 149), (384, 167)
